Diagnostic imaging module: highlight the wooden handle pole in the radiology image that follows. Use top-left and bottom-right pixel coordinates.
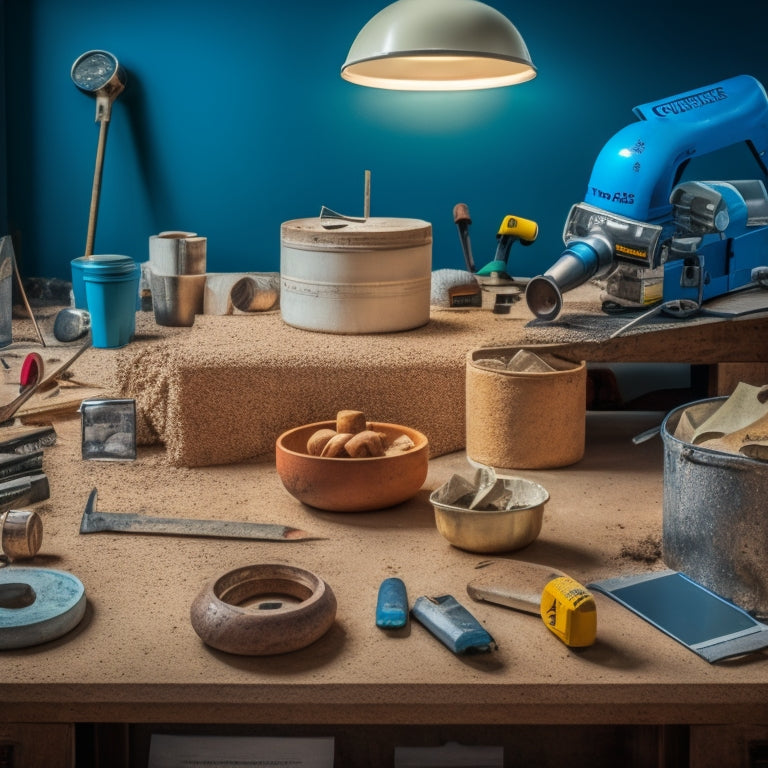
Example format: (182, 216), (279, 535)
(85, 119), (110, 258)
(11, 250), (45, 347)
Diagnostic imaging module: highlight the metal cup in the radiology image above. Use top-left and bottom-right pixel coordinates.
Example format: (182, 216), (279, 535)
(149, 271), (206, 327)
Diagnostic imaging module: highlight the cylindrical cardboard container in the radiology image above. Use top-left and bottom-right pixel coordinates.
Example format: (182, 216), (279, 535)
(280, 217), (432, 334)
(466, 347), (586, 469)
(77, 255), (140, 348)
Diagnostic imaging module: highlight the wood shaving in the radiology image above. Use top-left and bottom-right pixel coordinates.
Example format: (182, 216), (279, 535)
(620, 534), (662, 563)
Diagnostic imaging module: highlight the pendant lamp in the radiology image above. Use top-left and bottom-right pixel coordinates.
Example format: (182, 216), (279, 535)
(341, 0), (536, 91)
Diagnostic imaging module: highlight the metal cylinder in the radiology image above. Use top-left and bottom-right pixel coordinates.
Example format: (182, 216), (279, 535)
(526, 236), (613, 320)
(662, 397), (768, 618)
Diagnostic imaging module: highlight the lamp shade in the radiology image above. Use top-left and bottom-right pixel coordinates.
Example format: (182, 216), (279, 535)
(341, 0), (536, 91)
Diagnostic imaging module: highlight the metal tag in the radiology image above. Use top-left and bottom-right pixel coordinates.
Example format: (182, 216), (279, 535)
(80, 398), (136, 461)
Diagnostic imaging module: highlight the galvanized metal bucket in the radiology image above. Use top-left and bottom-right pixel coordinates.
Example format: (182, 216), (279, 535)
(662, 397), (768, 618)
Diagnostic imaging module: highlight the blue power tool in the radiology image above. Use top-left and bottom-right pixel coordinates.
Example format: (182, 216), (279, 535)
(526, 75), (768, 320)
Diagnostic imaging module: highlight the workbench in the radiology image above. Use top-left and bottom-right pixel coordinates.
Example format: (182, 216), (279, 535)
(2, 290), (768, 768)
(113, 283), (768, 468)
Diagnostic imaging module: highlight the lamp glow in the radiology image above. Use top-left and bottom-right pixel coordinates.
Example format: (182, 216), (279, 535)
(341, 0), (536, 91)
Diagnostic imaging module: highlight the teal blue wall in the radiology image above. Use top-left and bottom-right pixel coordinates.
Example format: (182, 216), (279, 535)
(3, 0), (768, 280)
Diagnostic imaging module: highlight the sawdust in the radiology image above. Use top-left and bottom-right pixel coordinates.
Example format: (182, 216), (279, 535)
(111, 307), (575, 467)
(8, 282), (711, 471)
(105, 282), (647, 468)
(620, 534), (662, 564)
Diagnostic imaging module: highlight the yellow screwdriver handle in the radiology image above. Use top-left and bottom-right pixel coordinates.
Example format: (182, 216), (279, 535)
(540, 576), (597, 647)
(498, 215), (539, 243)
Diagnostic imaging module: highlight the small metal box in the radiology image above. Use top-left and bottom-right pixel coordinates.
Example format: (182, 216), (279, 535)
(80, 398), (136, 461)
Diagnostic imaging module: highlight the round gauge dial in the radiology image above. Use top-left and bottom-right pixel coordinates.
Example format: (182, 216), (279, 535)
(71, 51), (118, 92)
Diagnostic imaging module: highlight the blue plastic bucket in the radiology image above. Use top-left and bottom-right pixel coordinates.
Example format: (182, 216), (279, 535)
(70, 256), (90, 310)
(73, 255), (140, 348)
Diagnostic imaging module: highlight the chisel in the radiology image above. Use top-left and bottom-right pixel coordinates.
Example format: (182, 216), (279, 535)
(0, 450), (44, 483)
(0, 473), (50, 514)
(79, 488), (320, 542)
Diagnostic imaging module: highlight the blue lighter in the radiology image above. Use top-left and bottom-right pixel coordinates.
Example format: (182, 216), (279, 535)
(376, 577), (409, 629)
(411, 594), (497, 654)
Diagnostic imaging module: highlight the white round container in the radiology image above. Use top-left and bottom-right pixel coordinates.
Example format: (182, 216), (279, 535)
(280, 217), (432, 333)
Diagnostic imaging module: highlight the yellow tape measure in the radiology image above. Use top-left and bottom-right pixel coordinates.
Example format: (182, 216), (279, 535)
(540, 576), (597, 647)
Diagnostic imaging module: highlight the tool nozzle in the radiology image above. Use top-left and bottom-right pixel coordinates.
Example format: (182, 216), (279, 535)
(526, 236), (613, 320)
(525, 276), (563, 321)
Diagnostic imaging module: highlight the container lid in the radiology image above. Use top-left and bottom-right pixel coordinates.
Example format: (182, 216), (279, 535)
(281, 217), (432, 251)
(72, 254), (137, 276)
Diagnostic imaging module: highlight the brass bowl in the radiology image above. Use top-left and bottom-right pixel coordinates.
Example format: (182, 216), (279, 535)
(276, 421), (429, 512)
(430, 476), (548, 553)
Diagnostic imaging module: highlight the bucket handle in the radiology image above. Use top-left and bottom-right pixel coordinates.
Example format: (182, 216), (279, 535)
(680, 444), (754, 471)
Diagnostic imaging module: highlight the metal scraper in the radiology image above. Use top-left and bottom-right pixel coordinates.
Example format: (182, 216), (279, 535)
(79, 488), (320, 542)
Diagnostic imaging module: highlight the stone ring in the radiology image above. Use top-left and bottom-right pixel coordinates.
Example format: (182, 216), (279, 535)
(190, 563), (336, 656)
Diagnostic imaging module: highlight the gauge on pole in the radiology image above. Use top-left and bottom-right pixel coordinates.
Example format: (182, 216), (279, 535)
(71, 50), (128, 257)
(71, 50), (126, 122)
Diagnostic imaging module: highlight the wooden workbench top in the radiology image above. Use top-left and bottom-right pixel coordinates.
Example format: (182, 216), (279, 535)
(2, 288), (768, 729)
(2, 410), (768, 727)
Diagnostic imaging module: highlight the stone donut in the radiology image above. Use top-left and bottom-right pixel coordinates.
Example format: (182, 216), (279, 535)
(190, 563), (337, 656)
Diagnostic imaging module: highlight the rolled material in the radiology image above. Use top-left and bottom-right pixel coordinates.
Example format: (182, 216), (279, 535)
(203, 273), (280, 315)
(1, 509), (43, 560)
(0, 567), (86, 649)
(149, 231), (207, 276)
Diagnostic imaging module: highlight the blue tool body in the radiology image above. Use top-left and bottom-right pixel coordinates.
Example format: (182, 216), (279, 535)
(411, 594), (496, 654)
(586, 75), (768, 222)
(376, 577), (408, 628)
(527, 75), (768, 319)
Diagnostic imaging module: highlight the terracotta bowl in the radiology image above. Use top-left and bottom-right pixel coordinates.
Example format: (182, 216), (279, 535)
(276, 421), (429, 512)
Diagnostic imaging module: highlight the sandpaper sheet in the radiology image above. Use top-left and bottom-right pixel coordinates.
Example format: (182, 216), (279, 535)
(590, 570), (768, 663)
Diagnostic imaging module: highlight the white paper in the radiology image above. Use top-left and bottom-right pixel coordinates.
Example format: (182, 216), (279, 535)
(395, 741), (503, 768)
(148, 734), (334, 768)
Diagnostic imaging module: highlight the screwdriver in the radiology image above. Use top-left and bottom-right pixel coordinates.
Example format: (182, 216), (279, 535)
(452, 202), (476, 273)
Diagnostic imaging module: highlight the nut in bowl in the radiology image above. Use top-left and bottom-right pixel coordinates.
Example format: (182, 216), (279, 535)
(275, 411), (429, 512)
(431, 468), (549, 553)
